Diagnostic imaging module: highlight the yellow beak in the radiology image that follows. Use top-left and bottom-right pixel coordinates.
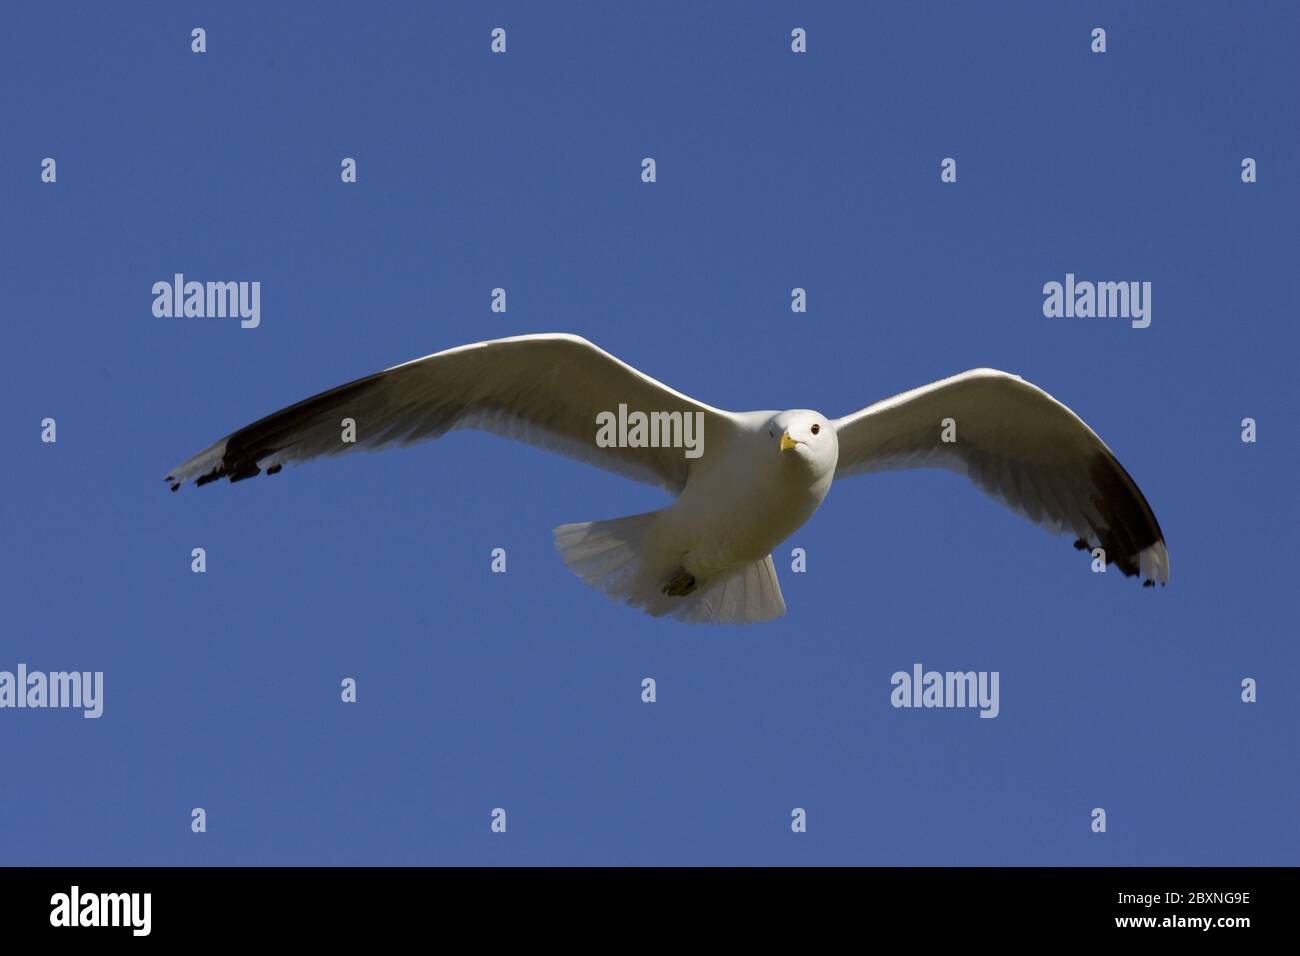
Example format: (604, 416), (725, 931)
(780, 432), (799, 451)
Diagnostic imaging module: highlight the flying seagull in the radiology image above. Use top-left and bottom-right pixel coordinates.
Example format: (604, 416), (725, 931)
(166, 333), (1168, 624)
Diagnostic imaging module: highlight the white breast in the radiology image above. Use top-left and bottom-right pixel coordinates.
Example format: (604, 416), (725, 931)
(659, 427), (834, 579)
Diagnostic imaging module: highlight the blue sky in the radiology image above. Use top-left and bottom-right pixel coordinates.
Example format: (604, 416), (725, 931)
(1, 1), (1296, 865)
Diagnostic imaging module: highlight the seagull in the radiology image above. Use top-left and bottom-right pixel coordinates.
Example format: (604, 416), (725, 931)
(166, 333), (1168, 624)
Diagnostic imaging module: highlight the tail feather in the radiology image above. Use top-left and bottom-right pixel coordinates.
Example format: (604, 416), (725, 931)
(553, 512), (786, 625)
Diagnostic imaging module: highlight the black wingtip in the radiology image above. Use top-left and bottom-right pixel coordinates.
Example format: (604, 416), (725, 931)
(228, 462), (261, 483)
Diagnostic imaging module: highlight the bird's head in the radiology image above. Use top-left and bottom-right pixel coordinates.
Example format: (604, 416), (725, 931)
(768, 409), (838, 477)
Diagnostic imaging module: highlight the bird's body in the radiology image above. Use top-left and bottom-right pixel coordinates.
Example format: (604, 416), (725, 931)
(665, 409), (837, 578)
(552, 408), (840, 622)
(167, 333), (1168, 624)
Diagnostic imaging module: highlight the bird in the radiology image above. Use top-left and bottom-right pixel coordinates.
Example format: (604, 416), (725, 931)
(165, 333), (1168, 624)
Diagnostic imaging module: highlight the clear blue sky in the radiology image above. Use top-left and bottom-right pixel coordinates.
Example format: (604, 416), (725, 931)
(2, 2), (1296, 865)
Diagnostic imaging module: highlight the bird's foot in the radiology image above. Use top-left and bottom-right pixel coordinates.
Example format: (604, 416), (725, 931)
(662, 568), (697, 597)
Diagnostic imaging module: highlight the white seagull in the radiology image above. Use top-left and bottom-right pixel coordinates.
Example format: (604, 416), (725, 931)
(167, 333), (1168, 624)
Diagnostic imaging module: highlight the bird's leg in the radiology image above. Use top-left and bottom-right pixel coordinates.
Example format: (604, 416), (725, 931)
(662, 567), (697, 597)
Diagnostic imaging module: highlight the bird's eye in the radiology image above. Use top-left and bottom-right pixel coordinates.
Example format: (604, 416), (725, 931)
(811, 423), (821, 435)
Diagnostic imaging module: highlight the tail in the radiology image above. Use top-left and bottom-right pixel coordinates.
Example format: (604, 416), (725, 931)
(553, 512), (786, 625)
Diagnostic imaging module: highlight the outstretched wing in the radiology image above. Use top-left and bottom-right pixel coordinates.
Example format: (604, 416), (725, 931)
(833, 369), (1169, 585)
(166, 333), (735, 495)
